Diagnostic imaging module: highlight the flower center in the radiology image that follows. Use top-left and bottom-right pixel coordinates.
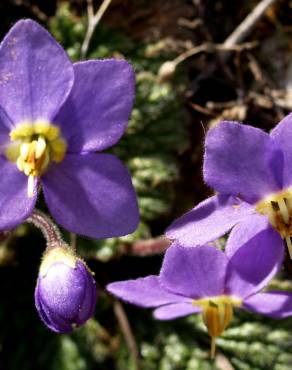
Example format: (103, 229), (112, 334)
(6, 121), (67, 197)
(255, 189), (292, 258)
(193, 295), (242, 358)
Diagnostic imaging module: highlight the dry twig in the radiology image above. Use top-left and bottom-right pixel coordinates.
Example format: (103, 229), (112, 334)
(113, 299), (140, 370)
(173, 41), (257, 67)
(158, 41), (257, 81)
(189, 102), (216, 116)
(160, 0), (278, 82)
(223, 0), (278, 48)
(81, 0), (113, 59)
(221, 0), (278, 62)
(14, 0), (48, 21)
(126, 237), (171, 257)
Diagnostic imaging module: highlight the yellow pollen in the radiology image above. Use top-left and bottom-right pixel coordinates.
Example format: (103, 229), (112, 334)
(255, 189), (292, 258)
(27, 175), (35, 197)
(193, 295), (241, 359)
(35, 136), (46, 159)
(20, 142), (30, 160)
(6, 121), (67, 197)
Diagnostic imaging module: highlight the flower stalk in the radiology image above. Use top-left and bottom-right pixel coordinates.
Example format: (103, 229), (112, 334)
(27, 209), (64, 249)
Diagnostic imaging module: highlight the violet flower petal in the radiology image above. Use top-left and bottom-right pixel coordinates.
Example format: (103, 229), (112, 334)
(0, 105), (13, 138)
(107, 276), (188, 308)
(204, 121), (283, 204)
(35, 276), (75, 333)
(165, 194), (253, 247)
(225, 219), (284, 299)
(159, 244), (228, 299)
(42, 153), (139, 238)
(41, 306), (73, 333)
(0, 112), (11, 152)
(0, 157), (36, 229)
(225, 213), (271, 257)
(39, 262), (86, 319)
(270, 113), (292, 187)
(244, 292), (292, 318)
(153, 303), (201, 320)
(56, 60), (135, 152)
(77, 269), (97, 323)
(36, 299), (71, 333)
(0, 19), (74, 125)
(35, 282), (59, 332)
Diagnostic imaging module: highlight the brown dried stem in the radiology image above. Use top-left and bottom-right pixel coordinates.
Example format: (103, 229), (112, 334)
(172, 41), (258, 67)
(223, 0), (278, 48)
(81, 0), (113, 59)
(221, 0), (278, 61)
(113, 299), (140, 370)
(125, 237), (171, 257)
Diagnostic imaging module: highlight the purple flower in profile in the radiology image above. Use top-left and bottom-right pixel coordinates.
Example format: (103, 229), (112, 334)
(35, 247), (97, 333)
(107, 223), (292, 357)
(0, 19), (139, 237)
(166, 114), (292, 258)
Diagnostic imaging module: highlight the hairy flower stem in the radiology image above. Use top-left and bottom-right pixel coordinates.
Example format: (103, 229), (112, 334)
(27, 209), (65, 249)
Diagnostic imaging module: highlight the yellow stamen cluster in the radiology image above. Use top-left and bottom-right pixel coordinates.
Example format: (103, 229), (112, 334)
(6, 121), (67, 197)
(256, 189), (292, 258)
(193, 295), (242, 358)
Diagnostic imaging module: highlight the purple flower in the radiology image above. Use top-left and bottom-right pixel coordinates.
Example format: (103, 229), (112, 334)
(107, 223), (292, 357)
(166, 114), (292, 258)
(35, 247), (97, 333)
(0, 19), (139, 237)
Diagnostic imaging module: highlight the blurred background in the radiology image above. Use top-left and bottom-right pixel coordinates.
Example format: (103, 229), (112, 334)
(0, 0), (292, 369)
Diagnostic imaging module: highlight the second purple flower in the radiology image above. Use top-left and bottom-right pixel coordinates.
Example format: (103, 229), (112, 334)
(166, 113), (292, 257)
(107, 220), (292, 357)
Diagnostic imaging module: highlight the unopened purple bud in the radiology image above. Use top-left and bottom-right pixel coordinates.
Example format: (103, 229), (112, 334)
(35, 247), (97, 333)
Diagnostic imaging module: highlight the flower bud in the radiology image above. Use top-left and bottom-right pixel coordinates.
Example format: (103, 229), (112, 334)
(35, 247), (97, 333)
